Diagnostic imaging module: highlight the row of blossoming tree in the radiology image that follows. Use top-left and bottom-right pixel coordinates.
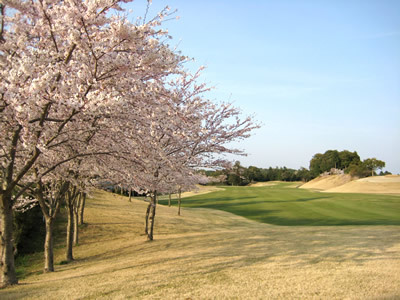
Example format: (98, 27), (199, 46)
(0, 0), (258, 287)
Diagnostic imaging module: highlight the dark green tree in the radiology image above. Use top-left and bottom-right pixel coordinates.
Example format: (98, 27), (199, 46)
(297, 167), (312, 182)
(309, 153), (324, 177)
(244, 166), (262, 182)
(346, 163), (370, 178)
(363, 158), (386, 176)
(320, 150), (340, 172)
(338, 150), (361, 169)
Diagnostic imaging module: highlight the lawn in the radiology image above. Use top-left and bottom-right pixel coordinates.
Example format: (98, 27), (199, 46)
(160, 182), (400, 226)
(2, 189), (399, 299)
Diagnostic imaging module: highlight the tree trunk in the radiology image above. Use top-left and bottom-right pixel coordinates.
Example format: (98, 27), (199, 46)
(148, 192), (157, 241)
(178, 188), (182, 216)
(73, 206), (79, 246)
(144, 199), (151, 237)
(36, 179), (67, 273)
(66, 203), (74, 262)
(0, 192), (18, 287)
(79, 193), (86, 225)
(128, 188), (132, 202)
(44, 218), (55, 272)
(168, 193), (171, 207)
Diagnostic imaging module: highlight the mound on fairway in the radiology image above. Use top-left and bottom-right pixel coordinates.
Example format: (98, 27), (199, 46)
(325, 175), (400, 194)
(300, 174), (353, 191)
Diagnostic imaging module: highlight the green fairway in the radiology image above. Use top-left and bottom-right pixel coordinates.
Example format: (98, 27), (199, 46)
(160, 183), (400, 226)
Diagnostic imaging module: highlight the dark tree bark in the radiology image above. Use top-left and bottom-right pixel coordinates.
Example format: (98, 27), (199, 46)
(0, 192), (18, 287)
(177, 188), (182, 216)
(148, 192), (157, 241)
(145, 170), (159, 241)
(66, 203), (74, 261)
(73, 211), (79, 245)
(128, 188), (132, 202)
(73, 194), (80, 246)
(35, 180), (67, 273)
(73, 191), (85, 244)
(144, 198), (151, 237)
(65, 187), (78, 262)
(0, 126), (33, 287)
(168, 193), (171, 207)
(79, 193), (86, 225)
(144, 192), (157, 241)
(44, 218), (54, 272)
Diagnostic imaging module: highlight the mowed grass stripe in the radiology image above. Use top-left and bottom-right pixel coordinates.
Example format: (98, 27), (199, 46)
(320, 193), (400, 222)
(161, 183), (400, 226)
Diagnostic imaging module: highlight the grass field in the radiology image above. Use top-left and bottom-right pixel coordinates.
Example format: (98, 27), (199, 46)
(160, 182), (400, 226)
(1, 186), (399, 299)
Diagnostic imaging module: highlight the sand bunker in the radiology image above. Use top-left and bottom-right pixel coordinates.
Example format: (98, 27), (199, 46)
(300, 174), (353, 191)
(180, 185), (224, 198)
(249, 181), (302, 188)
(325, 175), (400, 195)
(248, 182), (277, 187)
(355, 175), (400, 183)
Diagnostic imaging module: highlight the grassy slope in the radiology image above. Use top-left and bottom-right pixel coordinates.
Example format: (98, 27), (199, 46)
(1, 189), (400, 299)
(160, 182), (400, 226)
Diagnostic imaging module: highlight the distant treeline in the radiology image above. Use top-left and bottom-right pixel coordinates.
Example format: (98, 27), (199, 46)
(204, 150), (389, 186)
(204, 162), (312, 186)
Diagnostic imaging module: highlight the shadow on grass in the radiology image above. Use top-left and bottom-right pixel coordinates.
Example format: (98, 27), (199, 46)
(11, 225), (400, 296)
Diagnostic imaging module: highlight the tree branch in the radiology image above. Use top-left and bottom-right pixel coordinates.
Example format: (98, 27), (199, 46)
(5, 125), (22, 188)
(39, 0), (59, 53)
(0, 3), (5, 43)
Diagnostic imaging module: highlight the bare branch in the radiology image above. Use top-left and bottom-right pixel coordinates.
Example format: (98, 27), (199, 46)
(0, 3), (5, 43)
(39, 0), (59, 53)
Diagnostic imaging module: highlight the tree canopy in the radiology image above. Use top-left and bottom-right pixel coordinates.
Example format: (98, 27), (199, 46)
(309, 150), (361, 177)
(0, 0), (258, 287)
(309, 150), (386, 178)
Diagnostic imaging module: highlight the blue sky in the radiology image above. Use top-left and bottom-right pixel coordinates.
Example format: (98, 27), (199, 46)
(126, 0), (400, 174)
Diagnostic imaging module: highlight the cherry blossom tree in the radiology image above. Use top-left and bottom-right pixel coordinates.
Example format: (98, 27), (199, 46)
(0, 0), (184, 286)
(0, 0), (259, 287)
(104, 70), (259, 241)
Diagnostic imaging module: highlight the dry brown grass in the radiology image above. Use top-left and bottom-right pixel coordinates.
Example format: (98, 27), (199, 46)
(1, 190), (399, 299)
